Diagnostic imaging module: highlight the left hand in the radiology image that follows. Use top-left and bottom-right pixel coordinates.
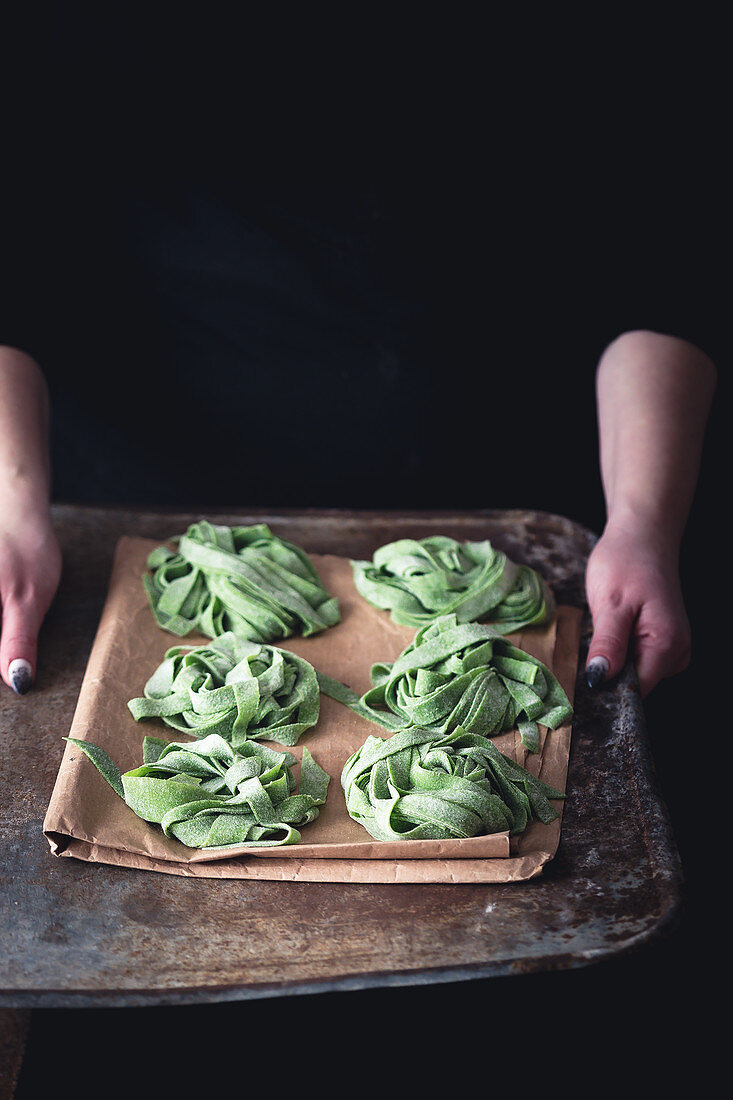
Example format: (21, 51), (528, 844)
(0, 505), (62, 694)
(584, 518), (691, 698)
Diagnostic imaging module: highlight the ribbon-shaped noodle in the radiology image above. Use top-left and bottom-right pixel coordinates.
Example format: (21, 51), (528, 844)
(128, 631), (320, 747)
(66, 733), (330, 848)
(144, 521), (340, 642)
(341, 725), (564, 841)
(317, 613), (572, 752)
(351, 535), (554, 632)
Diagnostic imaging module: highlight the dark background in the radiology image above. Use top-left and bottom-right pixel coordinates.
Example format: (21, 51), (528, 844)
(4, 9), (728, 1092)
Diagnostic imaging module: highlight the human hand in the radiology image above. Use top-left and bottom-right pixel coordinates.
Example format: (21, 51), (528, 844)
(0, 507), (62, 694)
(584, 518), (691, 698)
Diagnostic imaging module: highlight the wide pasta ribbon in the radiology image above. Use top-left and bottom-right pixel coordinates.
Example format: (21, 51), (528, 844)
(128, 631), (320, 747)
(341, 725), (564, 841)
(144, 521), (340, 642)
(317, 613), (573, 752)
(351, 535), (554, 632)
(66, 733), (330, 849)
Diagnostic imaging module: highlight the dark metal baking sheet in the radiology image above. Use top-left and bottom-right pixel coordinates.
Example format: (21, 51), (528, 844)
(0, 505), (683, 1008)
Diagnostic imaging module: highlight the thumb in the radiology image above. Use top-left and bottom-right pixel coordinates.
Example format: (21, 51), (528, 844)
(585, 598), (636, 689)
(0, 597), (39, 695)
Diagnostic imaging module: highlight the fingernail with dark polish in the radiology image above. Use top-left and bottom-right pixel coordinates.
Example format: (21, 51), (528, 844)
(586, 656), (609, 689)
(9, 658), (33, 695)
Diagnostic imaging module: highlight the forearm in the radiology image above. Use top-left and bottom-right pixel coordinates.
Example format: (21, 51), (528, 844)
(596, 330), (717, 552)
(0, 346), (61, 692)
(0, 345), (53, 515)
(586, 329), (717, 695)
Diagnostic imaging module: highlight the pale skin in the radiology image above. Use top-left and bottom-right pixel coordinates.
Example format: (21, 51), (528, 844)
(0, 346), (62, 692)
(587, 329), (716, 697)
(0, 330), (717, 697)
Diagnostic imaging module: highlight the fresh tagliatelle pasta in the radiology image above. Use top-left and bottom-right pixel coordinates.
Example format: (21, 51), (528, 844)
(351, 535), (554, 632)
(128, 632), (321, 748)
(65, 733), (330, 849)
(143, 521), (340, 642)
(317, 613), (573, 753)
(341, 726), (564, 842)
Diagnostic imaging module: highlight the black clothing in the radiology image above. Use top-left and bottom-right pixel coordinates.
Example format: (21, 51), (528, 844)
(2, 27), (727, 527)
(4, 162), (724, 531)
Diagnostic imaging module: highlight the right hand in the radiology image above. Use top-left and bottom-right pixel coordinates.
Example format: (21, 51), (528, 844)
(585, 517), (691, 698)
(0, 506), (62, 693)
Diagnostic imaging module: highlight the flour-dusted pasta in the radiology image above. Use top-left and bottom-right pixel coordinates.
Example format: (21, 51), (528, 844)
(128, 631), (321, 748)
(144, 521), (340, 642)
(318, 613), (572, 752)
(352, 534), (554, 632)
(66, 733), (330, 849)
(341, 726), (564, 842)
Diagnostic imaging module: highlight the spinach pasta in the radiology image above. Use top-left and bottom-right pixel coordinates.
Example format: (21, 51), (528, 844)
(66, 733), (330, 849)
(144, 521), (340, 642)
(318, 613), (572, 752)
(128, 631), (320, 748)
(351, 535), (553, 632)
(341, 726), (564, 842)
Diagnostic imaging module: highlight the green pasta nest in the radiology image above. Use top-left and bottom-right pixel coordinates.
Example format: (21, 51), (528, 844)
(128, 631), (321, 747)
(67, 733), (330, 849)
(144, 521), (340, 642)
(341, 726), (565, 842)
(318, 613), (573, 753)
(351, 535), (554, 632)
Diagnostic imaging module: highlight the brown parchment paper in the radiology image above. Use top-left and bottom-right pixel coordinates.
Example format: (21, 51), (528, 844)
(43, 536), (582, 882)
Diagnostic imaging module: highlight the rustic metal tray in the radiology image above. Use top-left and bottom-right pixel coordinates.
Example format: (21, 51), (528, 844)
(0, 505), (683, 1009)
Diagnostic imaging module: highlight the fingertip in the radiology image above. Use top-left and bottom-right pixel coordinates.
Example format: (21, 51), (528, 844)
(7, 657), (34, 695)
(585, 654), (610, 689)
(1, 614), (40, 694)
(585, 615), (633, 691)
(585, 637), (629, 688)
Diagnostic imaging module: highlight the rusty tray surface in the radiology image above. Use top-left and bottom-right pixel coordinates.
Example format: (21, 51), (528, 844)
(0, 505), (683, 1008)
